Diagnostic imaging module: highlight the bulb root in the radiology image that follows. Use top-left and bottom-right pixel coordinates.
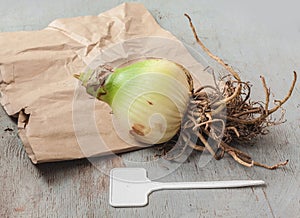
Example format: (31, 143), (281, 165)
(159, 14), (297, 170)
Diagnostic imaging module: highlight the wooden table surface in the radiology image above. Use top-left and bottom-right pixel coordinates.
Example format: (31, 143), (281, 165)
(1, 1), (299, 217)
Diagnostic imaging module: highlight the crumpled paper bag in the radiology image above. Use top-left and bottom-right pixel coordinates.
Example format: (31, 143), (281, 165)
(0, 2), (213, 163)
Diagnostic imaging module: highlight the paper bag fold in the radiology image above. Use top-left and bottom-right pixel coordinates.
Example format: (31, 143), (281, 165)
(0, 3), (211, 163)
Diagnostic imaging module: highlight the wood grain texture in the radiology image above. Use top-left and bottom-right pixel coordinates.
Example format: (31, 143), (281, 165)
(1, 0), (300, 217)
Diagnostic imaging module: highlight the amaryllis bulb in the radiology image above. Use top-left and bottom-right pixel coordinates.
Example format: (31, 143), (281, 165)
(76, 59), (193, 144)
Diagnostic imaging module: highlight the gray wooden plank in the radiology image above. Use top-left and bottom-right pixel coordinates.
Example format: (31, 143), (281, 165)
(1, 0), (300, 217)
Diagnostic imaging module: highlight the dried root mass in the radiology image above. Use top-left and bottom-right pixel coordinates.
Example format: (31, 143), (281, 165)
(161, 14), (297, 170)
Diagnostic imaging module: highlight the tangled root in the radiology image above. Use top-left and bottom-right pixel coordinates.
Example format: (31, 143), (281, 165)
(159, 14), (297, 170)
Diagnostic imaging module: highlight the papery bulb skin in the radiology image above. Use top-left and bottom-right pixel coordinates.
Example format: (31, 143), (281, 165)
(77, 59), (193, 145)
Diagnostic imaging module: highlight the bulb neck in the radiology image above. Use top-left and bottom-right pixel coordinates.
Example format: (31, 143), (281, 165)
(79, 66), (113, 103)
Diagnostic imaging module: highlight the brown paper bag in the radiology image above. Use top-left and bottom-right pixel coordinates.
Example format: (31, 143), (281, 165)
(0, 3), (212, 163)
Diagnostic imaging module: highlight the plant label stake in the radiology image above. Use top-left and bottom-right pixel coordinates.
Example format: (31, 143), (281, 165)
(109, 168), (265, 207)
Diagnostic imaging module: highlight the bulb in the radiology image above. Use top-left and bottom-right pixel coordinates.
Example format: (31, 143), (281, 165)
(76, 59), (193, 144)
